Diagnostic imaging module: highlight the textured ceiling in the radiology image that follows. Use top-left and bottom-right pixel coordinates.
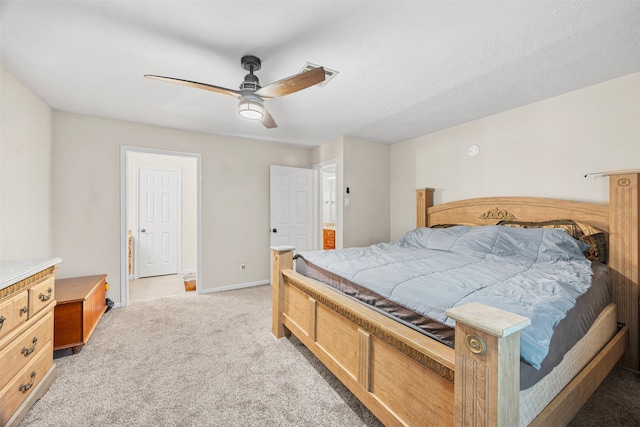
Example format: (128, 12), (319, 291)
(1, 1), (639, 147)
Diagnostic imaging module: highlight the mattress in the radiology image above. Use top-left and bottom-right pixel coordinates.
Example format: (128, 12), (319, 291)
(519, 303), (617, 426)
(295, 255), (611, 389)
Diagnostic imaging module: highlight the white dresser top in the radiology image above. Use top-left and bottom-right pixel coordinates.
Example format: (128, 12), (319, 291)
(0, 258), (63, 291)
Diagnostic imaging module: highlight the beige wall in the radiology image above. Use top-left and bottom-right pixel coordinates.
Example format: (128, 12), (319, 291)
(342, 137), (390, 247)
(389, 138), (418, 241)
(0, 66), (53, 259)
(390, 72), (640, 240)
(52, 112), (310, 303)
(311, 137), (344, 248)
(6, 62), (638, 301)
(127, 151), (198, 275)
(311, 136), (391, 248)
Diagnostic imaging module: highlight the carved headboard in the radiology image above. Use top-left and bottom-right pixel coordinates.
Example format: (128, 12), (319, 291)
(416, 171), (639, 370)
(416, 191), (609, 232)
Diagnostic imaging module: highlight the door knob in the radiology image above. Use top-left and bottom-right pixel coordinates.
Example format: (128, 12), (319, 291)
(272, 228), (277, 233)
(141, 229), (146, 233)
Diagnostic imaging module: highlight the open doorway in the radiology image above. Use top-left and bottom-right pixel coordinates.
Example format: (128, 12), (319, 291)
(318, 162), (337, 250)
(120, 146), (201, 306)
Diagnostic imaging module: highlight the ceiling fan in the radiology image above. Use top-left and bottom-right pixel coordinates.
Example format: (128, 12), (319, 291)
(145, 55), (326, 129)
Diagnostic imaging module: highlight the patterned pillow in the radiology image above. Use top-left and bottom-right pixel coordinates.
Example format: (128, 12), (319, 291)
(496, 219), (608, 264)
(430, 223), (481, 229)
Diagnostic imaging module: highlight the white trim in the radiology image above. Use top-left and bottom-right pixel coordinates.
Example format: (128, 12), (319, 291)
(313, 159), (338, 251)
(312, 158), (338, 170)
(312, 168), (319, 249)
(198, 280), (269, 294)
(120, 146), (202, 307)
(120, 148), (127, 307)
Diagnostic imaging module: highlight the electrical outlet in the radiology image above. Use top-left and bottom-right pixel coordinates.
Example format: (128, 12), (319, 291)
(241, 262), (246, 271)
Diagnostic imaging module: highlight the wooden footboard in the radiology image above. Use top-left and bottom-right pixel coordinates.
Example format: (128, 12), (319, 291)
(272, 247), (531, 426)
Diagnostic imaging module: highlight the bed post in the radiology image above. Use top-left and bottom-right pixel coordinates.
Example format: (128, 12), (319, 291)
(416, 188), (435, 228)
(446, 302), (531, 427)
(606, 170), (640, 370)
(271, 246), (295, 339)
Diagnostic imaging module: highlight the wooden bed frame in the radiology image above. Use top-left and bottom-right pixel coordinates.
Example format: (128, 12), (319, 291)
(271, 171), (638, 427)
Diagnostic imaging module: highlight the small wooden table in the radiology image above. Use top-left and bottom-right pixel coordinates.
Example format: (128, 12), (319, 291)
(53, 274), (107, 353)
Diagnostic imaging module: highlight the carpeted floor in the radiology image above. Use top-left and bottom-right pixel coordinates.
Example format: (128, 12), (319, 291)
(20, 285), (640, 426)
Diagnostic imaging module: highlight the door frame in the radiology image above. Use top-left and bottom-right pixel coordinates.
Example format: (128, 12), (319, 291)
(120, 146), (202, 308)
(135, 166), (182, 279)
(313, 159), (338, 250)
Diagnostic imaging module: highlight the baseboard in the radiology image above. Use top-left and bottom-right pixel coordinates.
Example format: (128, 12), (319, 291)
(109, 279), (268, 308)
(198, 280), (269, 294)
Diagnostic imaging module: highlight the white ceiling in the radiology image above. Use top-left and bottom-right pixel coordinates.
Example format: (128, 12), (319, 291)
(2, 1), (639, 147)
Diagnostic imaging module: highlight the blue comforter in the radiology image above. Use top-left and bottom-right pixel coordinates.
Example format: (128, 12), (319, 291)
(297, 225), (593, 369)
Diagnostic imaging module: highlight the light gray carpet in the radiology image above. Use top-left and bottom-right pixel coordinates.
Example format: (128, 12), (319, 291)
(20, 285), (640, 426)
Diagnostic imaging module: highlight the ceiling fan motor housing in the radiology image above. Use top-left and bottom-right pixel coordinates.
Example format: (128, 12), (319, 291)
(240, 55), (262, 92)
(240, 73), (260, 91)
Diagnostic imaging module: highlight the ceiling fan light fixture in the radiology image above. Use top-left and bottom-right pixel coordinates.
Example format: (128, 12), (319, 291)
(147, 55), (324, 129)
(238, 96), (264, 120)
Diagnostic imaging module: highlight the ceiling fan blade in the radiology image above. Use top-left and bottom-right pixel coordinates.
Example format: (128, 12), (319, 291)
(254, 67), (325, 99)
(261, 108), (277, 129)
(145, 75), (242, 98)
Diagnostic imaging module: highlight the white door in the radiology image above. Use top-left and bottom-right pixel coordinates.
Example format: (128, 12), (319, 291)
(270, 165), (313, 251)
(138, 168), (180, 278)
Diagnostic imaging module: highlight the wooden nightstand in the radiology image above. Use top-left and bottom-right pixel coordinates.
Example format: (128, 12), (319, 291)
(53, 275), (107, 353)
(323, 229), (335, 250)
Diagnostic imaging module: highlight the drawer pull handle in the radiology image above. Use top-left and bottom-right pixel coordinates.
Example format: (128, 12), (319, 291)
(39, 287), (53, 302)
(21, 337), (38, 356)
(0, 315), (5, 330)
(18, 371), (36, 393)
(20, 306), (29, 315)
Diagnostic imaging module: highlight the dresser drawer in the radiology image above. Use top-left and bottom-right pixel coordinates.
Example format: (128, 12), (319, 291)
(323, 229), (336, 250)
(0, 290), (29, 341)
(0, 341), (53, 426)
(28, 277), (55, 319)
(0, 311), (53, 387)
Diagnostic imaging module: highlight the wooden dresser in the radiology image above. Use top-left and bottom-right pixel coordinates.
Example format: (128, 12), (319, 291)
(0, 258), (61, 426)
(323, 228), (335, 250)
(54, 274), (107, 353)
